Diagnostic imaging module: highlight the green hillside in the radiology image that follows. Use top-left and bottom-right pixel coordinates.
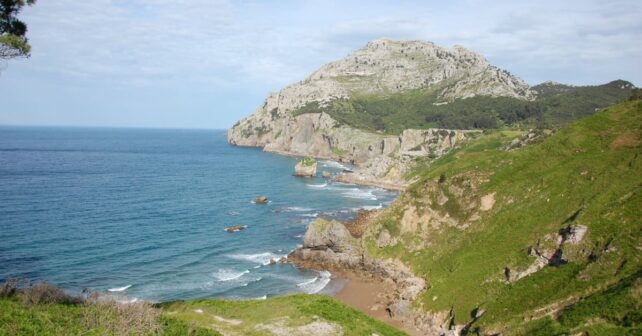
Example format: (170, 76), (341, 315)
(0, 284), (406, 336)
(292, 80), (634, 134)
(364, 99), (642, 334)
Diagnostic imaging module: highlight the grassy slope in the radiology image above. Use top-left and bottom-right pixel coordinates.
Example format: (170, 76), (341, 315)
(292, 80), (633, 134)
(0, 296), (220, 336)
(162, 294), (406, 336)
(0, 294), (407, 335)
(365, 100), (642, 334)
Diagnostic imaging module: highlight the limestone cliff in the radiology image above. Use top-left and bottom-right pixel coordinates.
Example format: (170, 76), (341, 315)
(228, 39), (531, 188)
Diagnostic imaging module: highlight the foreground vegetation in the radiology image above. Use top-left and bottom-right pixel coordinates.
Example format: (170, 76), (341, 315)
(0, 281), (405, 335)
(292, 80), (634, 133)
(365, 99), (642, 334)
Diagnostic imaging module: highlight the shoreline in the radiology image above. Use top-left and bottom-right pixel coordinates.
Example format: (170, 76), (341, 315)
(319, 270), (425, 336)
(230, 143), (408, 192)
(329, 271), (408, 331)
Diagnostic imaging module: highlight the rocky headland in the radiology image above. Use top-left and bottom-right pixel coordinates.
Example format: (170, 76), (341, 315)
(228, 38), (640, 335)
(227, 39), (530, 190)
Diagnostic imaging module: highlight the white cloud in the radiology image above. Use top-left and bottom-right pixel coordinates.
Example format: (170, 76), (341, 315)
(1, 0), (640, 128)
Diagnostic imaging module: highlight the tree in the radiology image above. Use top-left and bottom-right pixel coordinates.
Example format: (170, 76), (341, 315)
(0, 0), (36, 60)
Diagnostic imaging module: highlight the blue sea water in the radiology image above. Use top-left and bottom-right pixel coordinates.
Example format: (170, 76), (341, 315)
(0, 127), (397, 302)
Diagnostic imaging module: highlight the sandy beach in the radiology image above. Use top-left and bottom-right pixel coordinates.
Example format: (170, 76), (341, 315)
(330, 272), (412, 333)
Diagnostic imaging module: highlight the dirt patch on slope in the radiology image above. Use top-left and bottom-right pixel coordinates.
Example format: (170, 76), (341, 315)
(610, 132), (641, 149)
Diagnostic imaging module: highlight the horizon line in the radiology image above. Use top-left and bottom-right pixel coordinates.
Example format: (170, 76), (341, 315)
(0, 123), (228, 131)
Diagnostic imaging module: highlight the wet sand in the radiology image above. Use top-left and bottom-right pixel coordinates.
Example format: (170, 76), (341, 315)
(331, 273), (407, 331)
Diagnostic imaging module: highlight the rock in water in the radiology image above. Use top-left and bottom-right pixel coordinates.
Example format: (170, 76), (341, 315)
(255, 196), (269, 204)
(294, 157), (317, 177)
(303, 218), (357, 253)
(225, 225), (247, 233)
(322, 170), (330, 178)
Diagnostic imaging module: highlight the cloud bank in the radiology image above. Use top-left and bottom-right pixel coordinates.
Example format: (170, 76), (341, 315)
(0, 0), (640, 128)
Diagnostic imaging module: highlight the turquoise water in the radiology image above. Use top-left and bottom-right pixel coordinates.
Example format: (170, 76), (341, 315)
(0, 127), (397, 302)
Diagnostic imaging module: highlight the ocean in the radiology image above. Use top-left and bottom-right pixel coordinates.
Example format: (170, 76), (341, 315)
(0, 126), (397, 302)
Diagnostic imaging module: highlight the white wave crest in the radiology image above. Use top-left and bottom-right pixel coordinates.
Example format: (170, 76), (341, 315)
(297, 271), (331, 294)
(228, 252), (283, 265)
(300, 213), (319, 218)
(108, 285), (132, 292)
(307, 183), (327, 188)
(361, 203), (383, 210)
(320, 160), (349, 170)
(282, 206), (314, 212)
(342, 188), (377, 200)
(213, 269), (249, 282)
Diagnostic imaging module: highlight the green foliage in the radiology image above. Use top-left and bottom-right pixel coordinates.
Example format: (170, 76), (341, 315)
(300, 157), (316, 166)
(0, 281), (220, 336)
(332, 147), (349, 157)
(291, 80), (634, 133)
(161, 294), (406, 336)
(366, 100), (642, 333)
(253, 125), (271, 138)
(299, 295), (406, 335)
(0, 0), (36, 59)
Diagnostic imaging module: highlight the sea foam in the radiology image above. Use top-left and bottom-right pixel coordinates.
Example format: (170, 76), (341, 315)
(108, 285), (132, 292)
(297, 270), (331, 294)
(228, 252), (283, 265)
(213, 269), (249, 282)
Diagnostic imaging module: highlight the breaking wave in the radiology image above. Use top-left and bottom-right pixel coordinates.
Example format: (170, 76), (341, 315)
(108, 285), (132, 292)
(213, 269), (250, 282)
(296, 270), (331, 294)
(228, 252), (284, 265)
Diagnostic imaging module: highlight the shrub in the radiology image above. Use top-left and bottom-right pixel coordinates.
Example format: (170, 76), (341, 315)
(82, 298), (161, 335)
(0, 279), (19, 298)
(22, 283), (82, 306)
(301, 157), (316, 166)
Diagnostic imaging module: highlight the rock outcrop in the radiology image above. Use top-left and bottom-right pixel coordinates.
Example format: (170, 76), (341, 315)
(288, 217), (456, 335)
(254, 196), (269, 204)
(294, 158), (317, 177)
(228, 39), (526, 189)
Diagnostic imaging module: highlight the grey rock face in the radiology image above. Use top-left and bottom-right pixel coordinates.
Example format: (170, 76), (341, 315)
(303, 218), (358, 253)
(228, 39), (529, 189)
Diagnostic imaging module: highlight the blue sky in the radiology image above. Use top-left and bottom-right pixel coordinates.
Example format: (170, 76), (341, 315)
(0, 0), (640, 129)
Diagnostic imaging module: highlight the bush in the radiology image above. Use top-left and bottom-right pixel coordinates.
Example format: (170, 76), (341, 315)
(82, 298), (161, 335)
(22, 283), (82, 306)
(0, 279), (19, 298)
(301, 157), (316, 166)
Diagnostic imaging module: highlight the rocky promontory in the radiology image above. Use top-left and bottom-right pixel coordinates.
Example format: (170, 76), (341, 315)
(287, 217), (453, 335)
(227, 39), (524, 189)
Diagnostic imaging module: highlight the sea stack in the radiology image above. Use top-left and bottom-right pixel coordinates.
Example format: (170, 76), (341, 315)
(294, 157), (317, 177)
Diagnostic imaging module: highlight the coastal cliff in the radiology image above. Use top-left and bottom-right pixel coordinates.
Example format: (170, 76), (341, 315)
(228, 39), (633, 189)
(289, 100), (642, 335)
(228, 39), (533, 189)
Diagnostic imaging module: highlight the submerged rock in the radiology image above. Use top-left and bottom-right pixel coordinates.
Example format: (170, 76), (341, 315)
(255, 196), (269, 204)
(225, 225), (247, 233)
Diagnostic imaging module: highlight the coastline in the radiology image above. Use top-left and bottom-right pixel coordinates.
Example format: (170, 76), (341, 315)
(227, 142), (417, 332)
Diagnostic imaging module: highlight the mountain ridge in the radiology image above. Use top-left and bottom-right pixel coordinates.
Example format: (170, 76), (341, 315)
(228, 39), (634, 190)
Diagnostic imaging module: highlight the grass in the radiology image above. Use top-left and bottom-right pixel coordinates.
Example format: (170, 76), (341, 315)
(0, 282), (406, 335)
(300, 157), (316, 167)
(364, 100), (642, 334)
(290, 80), (633, 134)
(162, 294), (407, 336)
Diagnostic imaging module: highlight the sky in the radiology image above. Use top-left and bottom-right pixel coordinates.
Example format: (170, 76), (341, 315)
(0, 0), (640, 129)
